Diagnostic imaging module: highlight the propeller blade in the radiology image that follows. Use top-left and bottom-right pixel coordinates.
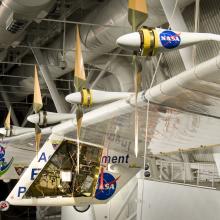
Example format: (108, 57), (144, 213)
(74, 25), (86, 91)
(128, 0), (147, 156)
(76, 106), (83, 174)
(73, 25), (87, 174)
(33, 66), (43, 156)
(134, 105), (139, 157)
(4, 107), (11, 130)
(134, 60), (142, 158)
(128, 0), (148, 31)
(134, 63), (142, 96)
(76, 107), (83, 137)
(33, 65), (43, 113)
(35, 124), (42, 155)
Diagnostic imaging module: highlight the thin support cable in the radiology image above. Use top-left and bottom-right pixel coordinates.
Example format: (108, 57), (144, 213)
(193, 0), (200, 66)
(143, 53), (163, 169)
(140, 54), (163, 220)
(168, 0), (180, 29)
(62, 0), (66, 62)
(140, 3), (179, 219)
(143, 0), (179, 170)
(2, 43), (133, 58)
(38, 18), (130, 29)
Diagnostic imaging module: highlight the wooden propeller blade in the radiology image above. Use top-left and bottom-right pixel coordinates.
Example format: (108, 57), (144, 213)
(35, 124), (42, 155)
(76, 106), (83, 174)
(128, 0), (148, 31)
(74, 25), (86, 91)
(76, 107), (83, 137)
(134, 59), (142, 157)
(134, 104), (139, 157)
(33, 65), (43, 113)
(4, 107), (11, 130)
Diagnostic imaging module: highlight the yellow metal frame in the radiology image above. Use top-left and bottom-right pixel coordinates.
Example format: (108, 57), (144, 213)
(81, 89), (92, 107)
(141, 28), (151, 56)
(152, 29), (159, 56)
(140, 28), (159, 56)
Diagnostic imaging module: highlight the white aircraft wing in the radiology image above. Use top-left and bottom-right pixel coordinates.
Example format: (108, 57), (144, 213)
(6, 134), (142, 206)
(51, 52), (220, 154)
(3, 53), (220, 157)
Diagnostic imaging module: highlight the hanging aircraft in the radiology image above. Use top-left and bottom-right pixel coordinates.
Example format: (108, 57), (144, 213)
(0, 0), (220, 212)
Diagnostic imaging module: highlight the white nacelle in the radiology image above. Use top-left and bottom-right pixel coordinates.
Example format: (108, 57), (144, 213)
(65, 90), (131, 105)
(117, 28), (220, 55)
(0, 126), (34, 137)
(27, 111), (75, 125)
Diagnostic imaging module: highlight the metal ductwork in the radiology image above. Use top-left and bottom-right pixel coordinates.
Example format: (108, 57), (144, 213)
(12, 0), (194, 95)
(0, 0), (55, 48)
(91, 55), (134, 91)
(17, 0), (168, 93)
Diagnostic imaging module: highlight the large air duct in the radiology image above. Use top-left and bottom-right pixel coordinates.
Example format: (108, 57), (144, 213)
(0, 0), (55, 48)
(0, 0), (55, 68)
(16, 0), (166, 93)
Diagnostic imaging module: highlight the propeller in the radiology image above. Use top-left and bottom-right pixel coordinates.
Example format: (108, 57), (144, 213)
(4, 107), (11, 133)
(0, 68), (44, 142)
(128, 0), (148, 157)
(73, 25), (89, 174)
(128, 0), (148, 32)
(33, 65), (43, 155)
(0, 107), (35, 138)
(0, 107), (12, 138)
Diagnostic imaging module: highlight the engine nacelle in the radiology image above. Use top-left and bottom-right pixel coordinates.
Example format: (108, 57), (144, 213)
(27, 111), (74, 125)
(65, 89), (131, 105)
(0, 126), (34, 137)
(117, 27), (220, 56)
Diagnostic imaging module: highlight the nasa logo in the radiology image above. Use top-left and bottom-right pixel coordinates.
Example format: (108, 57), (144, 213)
(160, 30), (181, 49)
(95, 173), (119, 200)
(0, 145), (13, 177)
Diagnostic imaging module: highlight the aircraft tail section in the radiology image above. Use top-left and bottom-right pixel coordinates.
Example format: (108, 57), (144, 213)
(6, 134), (142, 207)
